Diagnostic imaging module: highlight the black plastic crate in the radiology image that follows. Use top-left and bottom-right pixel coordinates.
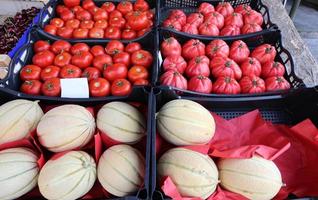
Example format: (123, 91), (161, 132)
(37, 0), (158, 43)
(159, 0), (278, 40)
(150, 86), (318, 200)
(0, 26), (158, 103)
(156, 29), (305, 101)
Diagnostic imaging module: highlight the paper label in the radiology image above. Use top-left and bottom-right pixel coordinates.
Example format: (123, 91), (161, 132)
(61, 78), (89, 98)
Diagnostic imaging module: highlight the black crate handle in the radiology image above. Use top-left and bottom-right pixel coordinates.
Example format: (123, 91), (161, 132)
(39, 0), (56, 28)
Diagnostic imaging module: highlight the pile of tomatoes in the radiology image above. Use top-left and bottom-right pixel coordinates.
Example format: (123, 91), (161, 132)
(162, 2), (264, 36)
(160, 37), (291, 94)
(44, 0), (153, 39)
(19, 39), (152, 97)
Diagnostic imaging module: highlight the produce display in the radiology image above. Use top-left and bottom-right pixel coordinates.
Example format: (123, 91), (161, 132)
(19, 39), (152, 97)
(44, 0), (154, 39)
(160, 37), (291, 94)
(162, 2), (264, 37)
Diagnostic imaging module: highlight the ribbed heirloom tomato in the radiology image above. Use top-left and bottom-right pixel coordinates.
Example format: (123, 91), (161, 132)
(103, 63), (128, 82)
(244, 10), (263, 26)
(169, 10), (186, 26)
(60, 9), (75, 21)
(241, 23), (262, 34)
(109, 17), (126, 29)
(185, 56), (210, 77)
(162, 55), (187, 74)
(213, 76), (241, 94)
(239, 75), (265, 94)
(20, 65), (41, 81)
(261, 61), (286, 78)
(93, 54), (113, 71)
(187, 13), (204, 27)
(89, 27), (104, 38)
(128, 65), (148, 82)
(198, 3), (215, 16)
(265, 76), (290, 91)
(82, 0), (95, 10)
(50, 18), (64, 28)
(80, 20), (94, 29)
(89, 78), (110, 97)
(54, 52), (72, 67)
(188, 75), (213, 94)
(182, 23), (198, 35)
(111, 79), (132, 96)
(206, 39), (230, 59)
(241, 57), (262, 77)
(225, 12), (244, 28)
(113, 52), (130, 66)
(41, 78), (61, 97)
(94, 20), (108, 29)
(234, 4), (252, 15)
(229, 40), (250, 64)
(109, 10), (123, 19)
(215, 2), (234, 17)
(220, 25), (241, 36)
(60, 64), (82, 78)
(162, 19), (182, 31)
(205, 12), (224, 29)
(122, 29), (137, 40)
(82, 67), (101, 81)
(33, 41), (50, 53)
(160, 70), (187, 90)
(32, 50), (55, 68)
(161, 37), (182, 58)
(182, 39), (205, 60)
(40, 65), (60, 81)
(210, 57), (242, 80)
(94, 9), (108, 21)
(251, 44), (277, 64)
(131, 50), (153, 68)
(198, 22), (219, 36)
(20, 80), (42, 95)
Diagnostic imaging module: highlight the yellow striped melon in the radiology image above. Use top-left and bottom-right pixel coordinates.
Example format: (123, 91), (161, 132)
(218, 156), (283, 200)
(97, 144), (145, 197)
(0, 147), (39, 199)
(156, 99), (215, 146)
(158, 147), (218, 199)
(37, 105), (95, 152)
(0, 99), (43, 145)
(38, 151), (96, 200)
(97, 102), (146, 144)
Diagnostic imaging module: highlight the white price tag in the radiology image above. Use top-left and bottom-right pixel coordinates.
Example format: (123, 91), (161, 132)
(61, 78), (89, 98)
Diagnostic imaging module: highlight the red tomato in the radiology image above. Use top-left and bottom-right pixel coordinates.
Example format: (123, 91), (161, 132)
(104, 27), (121, 39)
(40, 65), (60, 81)
(105, 40), (124, 55)
(251, 44), (277, 64)
(137, 28), (150, 37)
(160, 70), (187, 90)
(182, 23), (199, 35)
(117, 1), (133, 15)
(262, 61), (286, 78)
(103, 63), (128, 82)
(122, 29), (137, 39)
(162, 19), (182, 31)
(91, 45), (105, 56)
(198, 22), (219, 36)
(63, 0), (80, 8)
(188, 75), (213, 94)
(44, 25), (57, 35)
(185, 56), (210, 77)
(93, 54), (113, 71)
(101, 2), (115, 13)
(57, 5), (68, 14)
(161, 37), (182, 58)
(94, 20), (108, 29)
(146, 10), (154, 20)
(187, 13), (204, 27)
(220, 25), (240, 36)
(20, 65), (41, 81)
(182, 39), (205, 61)
(76, 10), (92, 21)
(60, 64), (81, 78)
(94, 8), (108, 21)
(265, 76), (290, 92)
(213, 76), (241, 94)
(82, 0), (95, 10)
(229, 40), (250, 64)
(54, 52), (72, 67)
(204, 12), (224, 29)
(70, 43), (90, 55)
(82, 67), (101, 81)
(89, 27), (104, 38)
(71, 51), (93, 68)
(131, 50), (153, 68)
(241, 57), (262, 77)
(57, 27), (74, 38)
(60, 9), (75, 21)
(51, 40), (71, 54)
(113, 52), (130, 66)
(111, 79), (132, 96)
(128, 65), (148, 82)
(241, 23), (262, 34)
(163, 55), (187, 74)
(41, 78), (61, 97)
(73, 28), (89, 38)
(20, 80), (42, 95)
(34, 40), (50, 53)
(225, 12), (243, 28)
(50, 18), (64, 28)
(80, 20), (94, 29)
(134, 0), (149, 11)
(88, 6), (99, 15)
(134, 79), (149, 85)
(89, 78), (110, 97)
(198, 3), (215, 16)
(65, 19), (80, 29)
(244, 10), (263, 26)
(210, 57), (242, 80)
(169, 9), (186, 26)
(127, 11), (149, 31)
(125, 42), (141, 54)
(215, 2), (234, 17)
(32, 50), (55, 68)
(234, 4), (252, 15)
(239, 75), (265, 94)
(109, 17), (126, 29)
(205, 39), (229, 59)
(71, 5), (83, 13)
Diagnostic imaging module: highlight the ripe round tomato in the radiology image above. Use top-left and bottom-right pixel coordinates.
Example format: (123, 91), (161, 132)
(210, 57), (242, 80)
(113, 52), (130, 66)
(89, 78), (110, 97)
(109, 17), (126, 29)
(134, 78), (149, 85)
(204, 12), (224, 29)
(94, 8), (108, 21)
(51, 40), (71, 54)
(44, 25), (57, 35)
(146, 10), (154, 20)
(251, 44), (277, 64)
(220, 25), (240, 36)
(128, 65), (148, 82)
(71, 5), (83, 13)
(32, 50), (55, 68)
(20, 65), (41, 81)
(70, 43), (90, 55)
(182, 39), (205, 61)
(161, 37), (182, 58)
(104, 27), (121, 39)
(109, 10), (123, 19)
(60, 64), (81, 78)
(265, 76), (290, 92)
(82, 0), (95, 10)
(89, 27), (104, 38)
(162, 19), (182, 31)
(241, 23), (262, 34)
(93, 54), (113, 71)
(160, 70), (187, 90)
(60, 9), (75, 21)
(122, 29), (137, 39)
(198, 3), (215, 16)
(186, 13), (204, 27)
(91, 45), (105, 56)
(41, 78), (61, 97)
(185, 56), (210, 77)
(73, 28), (89, 38)
(169, 9), (186, 26)
(105, 40), (124, 55)
(131, 50), (153, 68)
(111, 79), (132, 96)
(125, 42), (141, 54)
(54, 52), (72, 67)
(65, 19), (80, 29)
(94, 20), (108, 29)
(163, 55), (187, 74)
(206, 39), (230, 59)
(127, 11), (149, 31)
(40, 65), (60, 81)
(57, 5), (68, 14)
(241, 57), (262, 77)
(82, 67), (101, 81)
(225, 12), (243, 28)
(137, 28), (150, 37)
(215, 2), (234, 17)
(262, 61), (285, 78)
(80, 20), (94, 29)
(229, 40), (250, 64)
(240, 75), (265, 94)
(234, 4), (252, 15)
(182, 23), (199, 35)
(103, 63), (128, 82)
(50, 18), (64, 28)
(88, 6), (99, 15)
(71, 51), (93, 68)
(213, 76), (241, 94)
(57, 27), (74, 38)
(244, 10), (263, 26)
(34, 40), (50, 53)
(101, 2), (115, 13)
(198, 22), (219, 36)
(188, 75), (213, 94)
(20, 80), (42, 95)
(117, 1), (133, 15)
(63, 0), (80, 8)
(134, 0), (149, 11)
